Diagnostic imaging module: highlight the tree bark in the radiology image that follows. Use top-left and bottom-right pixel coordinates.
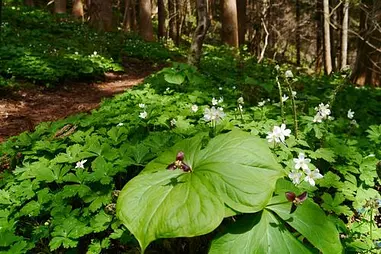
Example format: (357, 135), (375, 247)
(351, 1), (381, 86)
(168, 0), (176, 41)
(221, 0), (239, 47)
(296, 0), (301, 65)
(89, 0), (113, 31)
(188, 0), (210, 66)
(72, 0), (84, 19)
(237, 0), (247, 46)
(340, 0), (349, 70)
(54, 0), (66, 14)
(123, 0), (131, 31)
(323, 0), (332, 74)
(139, 0), (155, 41)
(158, 0), (166, 39)
(315, 0), (323, 73)
(24, 0), (34, 7)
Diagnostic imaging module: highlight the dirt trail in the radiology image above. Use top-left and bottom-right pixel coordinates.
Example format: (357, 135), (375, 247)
(0, 69), (156, 143)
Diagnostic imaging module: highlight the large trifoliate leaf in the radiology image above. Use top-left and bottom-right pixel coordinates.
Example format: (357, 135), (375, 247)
(116, 130), (285, 251)
(209, 210), (313, 254)
(266, 179), (343, 254)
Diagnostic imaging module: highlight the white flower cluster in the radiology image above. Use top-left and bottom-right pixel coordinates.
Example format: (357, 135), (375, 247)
(266, 124), (291, 144)
(203, 107), (225, 122)
(237, 97), (244, 111)
(288, 153), (323, 186)
(313, 103), (331, 123)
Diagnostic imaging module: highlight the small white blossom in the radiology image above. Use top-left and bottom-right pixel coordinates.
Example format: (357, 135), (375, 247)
(232, 86), (236, 90)
(191, 104), (199, 112)
(275, 65), (280, 71)
(75, 159), (87, 169)
(218, 97), (224, 104)
(285, 70), (294, 78)
(288, 170), (303, 185)
(93, 51), (97, 56)
(212, 97), (218, 106)
(313, 103), (331, 123)
(292, 91), (297, 98)
(44, 221), (50, 226)
(238, 104), (243, 111)
(138, 103), (145, 108)
(350, 119), (357, 125)
(203, 107), (225, 122)
(267, 124), (291, 143)
(293, 153), (311, 171)
(139, 111), (148, 119)
(219, 87), (223, 90)
(237, 97), (244, 105)
(258, 100), (266, 107)
(170, 118), (177, 126)
(166, 87), (170, 91)
(313, 113), (323, 123)
(74, 52), (78, 55)
(328, 116), (335, 121)
(117, 123), (124, 127)
(304, 168), (323, 186)
(282, 94), (289, 102)
(347, 109), (354, 119)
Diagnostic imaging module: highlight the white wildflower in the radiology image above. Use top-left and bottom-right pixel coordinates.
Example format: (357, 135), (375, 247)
(218, 97), (224, 104)
(292, 91), (297, 98)
(170, 118), (177, 126)
(258, 100), (266, 107)
(237, 97), (244, 105)
(288, 170), (303, 185)
(232, 86), (236, 90)
(313, 103), (331, 123)
(203, 107), (225, 122)
(347, 109), (354, 119)
(212, 97), (218, 106)
(139, 103), (145, 108)
(293, 153), (311, 171)
(139, 111), (148, 119)
(275, 65), (280, 71)
(191, 104), (199, 112)
(282, 94), (289, 102)
(117, 123), (124, 127)
(75, 159), (87, 169)
(219, 87), (223, 90)
(304, 168), (323, 186)
(267, 124), (291, 143)
(285, 70), (294, 78)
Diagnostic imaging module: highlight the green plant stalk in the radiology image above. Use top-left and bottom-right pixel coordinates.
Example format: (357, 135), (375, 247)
(370, 209), (373, 241)
(276, 76), (285, 123)
(286, 81), (298, 139)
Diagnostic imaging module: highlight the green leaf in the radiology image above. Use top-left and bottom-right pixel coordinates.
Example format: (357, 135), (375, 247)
(117, 130), (284, 251)
(209, 210), (312, 254)
(266, 180), (343, 254)
(321, 193), (353, 216)
(310, 148), (336, 162)
(164, 72), (185, 85)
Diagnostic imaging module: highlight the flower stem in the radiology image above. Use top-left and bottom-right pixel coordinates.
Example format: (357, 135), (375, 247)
(286, 80), (298, 139)
(276, 76), (285, 123)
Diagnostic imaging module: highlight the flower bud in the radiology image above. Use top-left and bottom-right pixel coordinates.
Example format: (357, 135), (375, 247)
(176, 151), (185, 161)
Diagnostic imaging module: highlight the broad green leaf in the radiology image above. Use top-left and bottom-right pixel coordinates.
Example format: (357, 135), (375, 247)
(117, 130), (285, 251)
(266, 180), (343, 254)
(164, 72), (185, 85)
(209, 210), (312, 254)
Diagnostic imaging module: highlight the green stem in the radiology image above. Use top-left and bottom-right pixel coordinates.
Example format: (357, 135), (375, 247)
(370, 209), (373, 241)
(276, 76), (285, 123)
(286, 81), (298, 139)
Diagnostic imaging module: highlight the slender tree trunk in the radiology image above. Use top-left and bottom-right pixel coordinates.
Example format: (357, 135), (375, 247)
(54, 0), (66, 14)
(131, 0), (137, 31)
(72, 0), (84, 19)
(158, 0), (166, 39)
(237, 0), (247, 46)
(323, 0), (332, 74)
(340, 0), (349, 70)
(315, 0), (323, 73)
(221, 0), (239, 47)
(168, 0), (176, 41)
(123, 0), (131, 31)
(296, 0), (301, 65)
(89, 0), (113, 31)
(24, 0), (34, 7)
(188, 0), (210, 66)
(351, 1), (381, 86)
(139, 0), (155, 41)
(175, 0), (181, 45)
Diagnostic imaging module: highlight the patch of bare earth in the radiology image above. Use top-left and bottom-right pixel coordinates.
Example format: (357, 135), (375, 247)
(0, 68), (157, 143)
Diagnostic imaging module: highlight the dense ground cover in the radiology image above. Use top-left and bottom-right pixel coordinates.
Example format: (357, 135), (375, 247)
(0, 45), (380, 253)
(1, 5), (381, 254)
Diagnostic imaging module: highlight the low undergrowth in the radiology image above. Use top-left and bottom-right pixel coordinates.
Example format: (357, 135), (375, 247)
(0, 47), (380, 253)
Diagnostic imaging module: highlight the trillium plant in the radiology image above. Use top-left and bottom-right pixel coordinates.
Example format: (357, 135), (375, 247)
(288, 153), (324, 186)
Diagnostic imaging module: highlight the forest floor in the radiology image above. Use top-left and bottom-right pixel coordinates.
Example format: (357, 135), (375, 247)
(0, 65), (160, 143)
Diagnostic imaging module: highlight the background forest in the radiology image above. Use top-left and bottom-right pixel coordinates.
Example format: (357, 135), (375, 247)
(0, 0), (381, 253)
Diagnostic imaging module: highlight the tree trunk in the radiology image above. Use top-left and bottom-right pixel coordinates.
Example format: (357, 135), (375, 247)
(188, 0), (210, 66)
(237, 0), (247, 46)
(168, 0), (176, 41)
(89, 0), (113, 31)
(72, 0), (84, 19)
(340, 0), (349, 70)
(351, 1), (381, 86)
(24, 0), (34, 7)
(323, 0), (332, 74)
(315, 0), (323, 73)
(139, 0), (155, 41)
(221, 0), (239, 47)
(54, 0), (66, 14)
(296, 0), (301, 65)
(123, 0), (131, 31)
(158, 0), (166, 38)
(175, 0), (181, 45)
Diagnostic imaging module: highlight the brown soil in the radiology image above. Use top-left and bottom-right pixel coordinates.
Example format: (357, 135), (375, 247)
(0, 68), (158, 143)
